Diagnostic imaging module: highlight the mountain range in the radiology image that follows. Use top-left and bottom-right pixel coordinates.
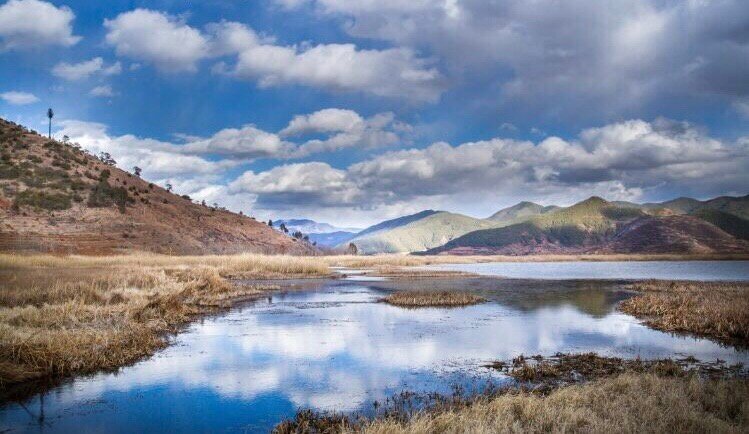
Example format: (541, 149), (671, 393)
(334, 195), (749, 255)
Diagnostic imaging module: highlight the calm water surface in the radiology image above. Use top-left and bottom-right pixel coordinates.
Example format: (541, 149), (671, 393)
(426, 260), (749, 281)
(1, 274), (747, 433)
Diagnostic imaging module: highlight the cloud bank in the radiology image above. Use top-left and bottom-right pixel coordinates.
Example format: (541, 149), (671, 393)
(61, 114), (744, 225)
(102, 9), (444, 101)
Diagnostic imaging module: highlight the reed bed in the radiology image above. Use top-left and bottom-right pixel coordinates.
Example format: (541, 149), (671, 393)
(381, 291), (486, 307)
(355, 373), (749, 434)
(277, 354), (749, 434)
(619, 280), (749, 345)
(0, 264), (280, 391)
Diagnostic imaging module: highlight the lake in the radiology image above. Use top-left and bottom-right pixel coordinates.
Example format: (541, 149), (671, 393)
(2, 269), (747, 433)
(423, 260), (749, 281)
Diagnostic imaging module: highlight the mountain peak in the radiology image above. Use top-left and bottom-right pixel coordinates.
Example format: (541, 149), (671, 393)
(574, 196), (609, 208)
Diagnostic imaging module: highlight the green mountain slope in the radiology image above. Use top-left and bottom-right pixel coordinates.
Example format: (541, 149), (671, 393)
(690, 209), (749, 240)
(488, 201), (559, 224)
(354, 210), (439, 239)
(344, 211), (498, 254)
(427, 196), (749, 255)
(641, 195), (749, 219)
(427, 197), (647, 254)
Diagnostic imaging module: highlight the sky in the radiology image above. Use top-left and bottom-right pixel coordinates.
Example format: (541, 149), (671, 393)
(1, 0), (748, 227)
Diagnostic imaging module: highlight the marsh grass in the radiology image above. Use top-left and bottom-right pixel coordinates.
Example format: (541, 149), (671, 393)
(0, 253), (332, 279)
(321, 253), (749, 268)
(276, 355), (749, 434)
(355, 373), (749, 434)
(619, 280), (749, 345)
(365, 266), (476, 279)
(496, 353), (721, 384)
(381, 291), (486, 308)
(0, 256), (311, 392)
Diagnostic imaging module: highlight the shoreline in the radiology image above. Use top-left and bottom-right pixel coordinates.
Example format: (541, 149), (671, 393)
(276, 353), (749, 433)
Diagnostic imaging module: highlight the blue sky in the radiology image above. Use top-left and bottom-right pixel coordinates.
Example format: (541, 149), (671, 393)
(1, 0), (748, 226)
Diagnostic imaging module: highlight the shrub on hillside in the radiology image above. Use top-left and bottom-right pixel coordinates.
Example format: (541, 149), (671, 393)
(13, 189), (72, 211)
(88, 180), (134, 213)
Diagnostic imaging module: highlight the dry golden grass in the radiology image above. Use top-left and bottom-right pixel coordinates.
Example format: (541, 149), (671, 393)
(0, 255), (320, 390)
(356, 373), (749, 434)
(381, 291), (486, 307)
(619, 280), (749, 345)
(2, 252), (744, 273)
(0, 253), (332, 279)
(364, 266), (477, 279)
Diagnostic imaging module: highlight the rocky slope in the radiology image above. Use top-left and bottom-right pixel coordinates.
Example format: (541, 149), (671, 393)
(0, 118), (317, 255)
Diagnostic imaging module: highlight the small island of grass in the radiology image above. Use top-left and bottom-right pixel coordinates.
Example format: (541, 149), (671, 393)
(381, 290), (486, 307)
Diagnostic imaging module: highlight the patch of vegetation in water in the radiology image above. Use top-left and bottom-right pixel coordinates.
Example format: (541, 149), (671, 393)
(380, 290), (486, 307)
(619, 280), (749, 347)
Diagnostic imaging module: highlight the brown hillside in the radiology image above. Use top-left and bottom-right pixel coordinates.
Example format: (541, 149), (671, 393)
(598, 215), (749, 254)
(0, 118), (316, 255)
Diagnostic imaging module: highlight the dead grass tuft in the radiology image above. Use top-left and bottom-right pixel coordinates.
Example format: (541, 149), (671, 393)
(619, 280), (749, 345)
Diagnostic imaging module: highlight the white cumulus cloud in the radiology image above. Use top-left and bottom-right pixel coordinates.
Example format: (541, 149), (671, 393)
(52, 57), (122, 81)
(0, 0), (80, 50)
(0, 90), (39, 105)
(104, 9), (210, 72)
(102, 9), (444, 101)
(89, 85), (116, 98)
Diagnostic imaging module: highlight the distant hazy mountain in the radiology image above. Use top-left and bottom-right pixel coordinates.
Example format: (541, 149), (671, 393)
(273, 218), (361, 247)
(275, 219), (361, 234)
(342, 211), (498, 254)
(488, 201), (559, 224)
(426, 196), (749, 255)
(308, 231), (359, 247)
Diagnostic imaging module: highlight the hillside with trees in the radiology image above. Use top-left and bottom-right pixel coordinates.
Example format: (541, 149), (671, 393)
(0, 118), (317, 255)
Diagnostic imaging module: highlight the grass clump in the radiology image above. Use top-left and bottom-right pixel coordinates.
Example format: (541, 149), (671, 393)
(381, 291), (485, 307)
(499, 353), (705, 384)
(619, 280), (749, 345)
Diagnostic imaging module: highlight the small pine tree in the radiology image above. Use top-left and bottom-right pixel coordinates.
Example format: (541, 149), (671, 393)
(133, 166), (142, 177)
(268, 219), (273, 227)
